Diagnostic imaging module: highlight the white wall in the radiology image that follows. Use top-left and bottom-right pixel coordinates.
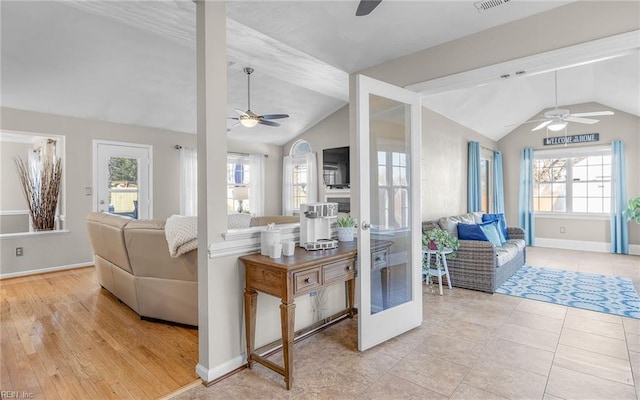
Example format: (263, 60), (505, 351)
(1, 140), (32, 210)
(0, 107), (196, 276)
(498, 102), (640, 247)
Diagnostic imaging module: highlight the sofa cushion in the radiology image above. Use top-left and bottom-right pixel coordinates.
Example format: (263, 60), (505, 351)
(506, 238), (526, 252)
(228, 213), (252, 229)
(439, 213), (476, 238)
(482, 213), (509, 240)
(457, 222), (489, 241)
(495, 243), (519, 267)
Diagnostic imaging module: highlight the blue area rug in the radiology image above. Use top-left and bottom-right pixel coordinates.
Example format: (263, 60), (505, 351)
(496, 265), (640, 319)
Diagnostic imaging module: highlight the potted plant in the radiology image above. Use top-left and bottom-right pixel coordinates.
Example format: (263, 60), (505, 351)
(336, 215), (356, 242)
(624, 197), (640, 224)
(422, 228), (459, 274)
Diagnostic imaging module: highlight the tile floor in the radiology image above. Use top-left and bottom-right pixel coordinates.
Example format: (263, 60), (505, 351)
(174, 247), (640, 400)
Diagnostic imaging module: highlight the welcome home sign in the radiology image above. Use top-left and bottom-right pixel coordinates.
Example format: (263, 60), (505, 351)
(543, 133), (599, 146)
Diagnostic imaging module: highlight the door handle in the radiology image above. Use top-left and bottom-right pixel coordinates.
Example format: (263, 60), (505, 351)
(361, 221), (370, 230)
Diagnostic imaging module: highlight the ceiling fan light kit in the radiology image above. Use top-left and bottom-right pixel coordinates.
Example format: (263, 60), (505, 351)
(518, 71), (614, 133)
(228, 67), (289, 130)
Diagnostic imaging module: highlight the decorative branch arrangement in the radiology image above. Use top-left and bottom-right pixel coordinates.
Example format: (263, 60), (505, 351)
(14, 156), (62, 231)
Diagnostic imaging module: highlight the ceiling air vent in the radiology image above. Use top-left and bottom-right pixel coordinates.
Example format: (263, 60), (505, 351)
(474, 0), (511, 12)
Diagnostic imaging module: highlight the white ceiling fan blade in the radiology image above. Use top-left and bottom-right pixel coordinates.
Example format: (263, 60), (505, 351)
(235, 109), (248, 117)
(565, 117), (599, 124)
(532, 120), (553, 131)
(570, 111), (614, 117)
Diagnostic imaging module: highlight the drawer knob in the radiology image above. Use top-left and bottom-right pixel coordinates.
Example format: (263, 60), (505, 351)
(346, 265), (352, 271)
(304, 278), (311, 284)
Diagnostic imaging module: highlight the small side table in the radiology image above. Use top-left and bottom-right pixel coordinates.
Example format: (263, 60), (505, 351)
(422, 247), (453, 296)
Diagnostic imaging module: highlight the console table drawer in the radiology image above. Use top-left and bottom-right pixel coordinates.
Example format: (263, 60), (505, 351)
(371, 249), (388, 272)
(293, 268), (321, 295)
(323, 259), (355, 284)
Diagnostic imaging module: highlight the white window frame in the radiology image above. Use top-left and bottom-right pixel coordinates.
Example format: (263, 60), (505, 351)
(533, 146), (612, 217)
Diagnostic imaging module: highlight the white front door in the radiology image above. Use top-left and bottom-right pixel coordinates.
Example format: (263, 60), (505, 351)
(94, 141), (152, 219)
(355, 74), (422, 351)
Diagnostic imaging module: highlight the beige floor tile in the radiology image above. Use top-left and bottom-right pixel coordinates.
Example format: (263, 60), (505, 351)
(331, 348), (401, 386)
(418, 333), (485, 368)
(553, 344), (634, 385)
(630, 351), (640, 388)
(507, 309), (564, 335)
(449, 383), (509, 400)
(515, 299), (567, 320)
(359, 373), (447, 400)
(389, 352), (470, 397)
(624, 318), (640, 335)
(546, 365), (637, 400)
(559, 327), (629, 360)
(566, 306), (623, 324)
(542, 393), (565, 400)
(463, 358), (547, 400)
(627, 332), (640, 353)
(444, 319), (498, 344)
(482, 337), (554, 376)
(564, 314), (626, 340)
(495, 322), (560, 352)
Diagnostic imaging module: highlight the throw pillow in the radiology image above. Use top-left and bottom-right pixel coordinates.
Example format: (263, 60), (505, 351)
(457, 223), (489, 241)
(479, 221), (503, 247)
(482, 213), (509, 240)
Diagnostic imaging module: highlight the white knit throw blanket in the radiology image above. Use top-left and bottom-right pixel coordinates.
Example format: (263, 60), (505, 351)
(165, 215), (198, 257)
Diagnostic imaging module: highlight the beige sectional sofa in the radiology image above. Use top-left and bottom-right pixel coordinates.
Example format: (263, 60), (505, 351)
(422, 212), (526, 293)
(86, 212), (198, 326)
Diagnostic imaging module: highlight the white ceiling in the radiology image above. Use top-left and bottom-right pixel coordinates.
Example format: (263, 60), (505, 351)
(6, 0), (634, 146)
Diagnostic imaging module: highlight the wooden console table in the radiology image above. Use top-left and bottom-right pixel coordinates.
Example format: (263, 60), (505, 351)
(240, 240), (392, 390)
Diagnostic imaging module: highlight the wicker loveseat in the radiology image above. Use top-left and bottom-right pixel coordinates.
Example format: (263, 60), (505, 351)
(422, 212), (526, 293)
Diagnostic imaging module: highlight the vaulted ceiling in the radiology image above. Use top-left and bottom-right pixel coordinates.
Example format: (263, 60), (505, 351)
(4, 1), (636, 146)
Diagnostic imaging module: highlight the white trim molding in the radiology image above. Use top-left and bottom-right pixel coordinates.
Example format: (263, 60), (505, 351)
(0, 229), (70, 240)
(196, 355), (245, 384)
(534, 238), (640, 256)
(0, 261), (93, 279)
(211, 224), (300, 258)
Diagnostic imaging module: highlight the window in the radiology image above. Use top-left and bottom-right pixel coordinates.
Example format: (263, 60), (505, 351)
(292, 162), (308, 211)
(227, 154), (251, 213)
(533, 149), (611, 214)
(377, 151), (408, 229)
(283, 141), (317, 216)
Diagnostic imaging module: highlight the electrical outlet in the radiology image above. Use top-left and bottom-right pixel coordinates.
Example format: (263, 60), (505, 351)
(16, 247), (23, 256)
(560, 227), (566, 234)
(310, 291), (318, 297)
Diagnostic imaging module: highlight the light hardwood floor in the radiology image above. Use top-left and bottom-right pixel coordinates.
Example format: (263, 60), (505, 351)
(175, 247), (640, 399)
(0, 267), (199, 399)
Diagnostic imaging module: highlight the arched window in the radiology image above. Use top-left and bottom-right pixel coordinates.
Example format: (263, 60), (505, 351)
(283, 140), (317, 215)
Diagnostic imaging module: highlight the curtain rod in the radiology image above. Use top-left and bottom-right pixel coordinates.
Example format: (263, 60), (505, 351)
(228, 151), (268, 158)
(175, 146), (269, 158)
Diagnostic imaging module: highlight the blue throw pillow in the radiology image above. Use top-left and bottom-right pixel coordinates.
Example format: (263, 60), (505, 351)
(482, 213), (509, 240)
(479, 221), (503, 247)
(457, 223), (489, 241)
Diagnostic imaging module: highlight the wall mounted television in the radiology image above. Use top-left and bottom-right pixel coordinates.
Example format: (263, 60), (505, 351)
(323, 146), (350, 189)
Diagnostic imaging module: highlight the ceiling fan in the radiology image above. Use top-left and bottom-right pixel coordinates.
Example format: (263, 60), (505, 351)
(356, 0), (382, 16)
(520, 71), (614, 132)
(228, 67), (289, 130)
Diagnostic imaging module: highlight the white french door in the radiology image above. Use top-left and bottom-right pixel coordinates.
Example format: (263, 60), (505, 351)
(355, 74), (422, 351)
(93, 141), (152, 220)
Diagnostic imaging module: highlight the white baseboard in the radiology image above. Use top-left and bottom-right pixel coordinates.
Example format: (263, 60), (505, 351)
(534, 238), (640, 256)
(196, 354), (245, 384)
(0, 261), (93, 279)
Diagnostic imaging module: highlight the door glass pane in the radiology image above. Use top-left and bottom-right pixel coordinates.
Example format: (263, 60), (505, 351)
(108, 157), (139, 218)
(369, 94), (412, 314)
